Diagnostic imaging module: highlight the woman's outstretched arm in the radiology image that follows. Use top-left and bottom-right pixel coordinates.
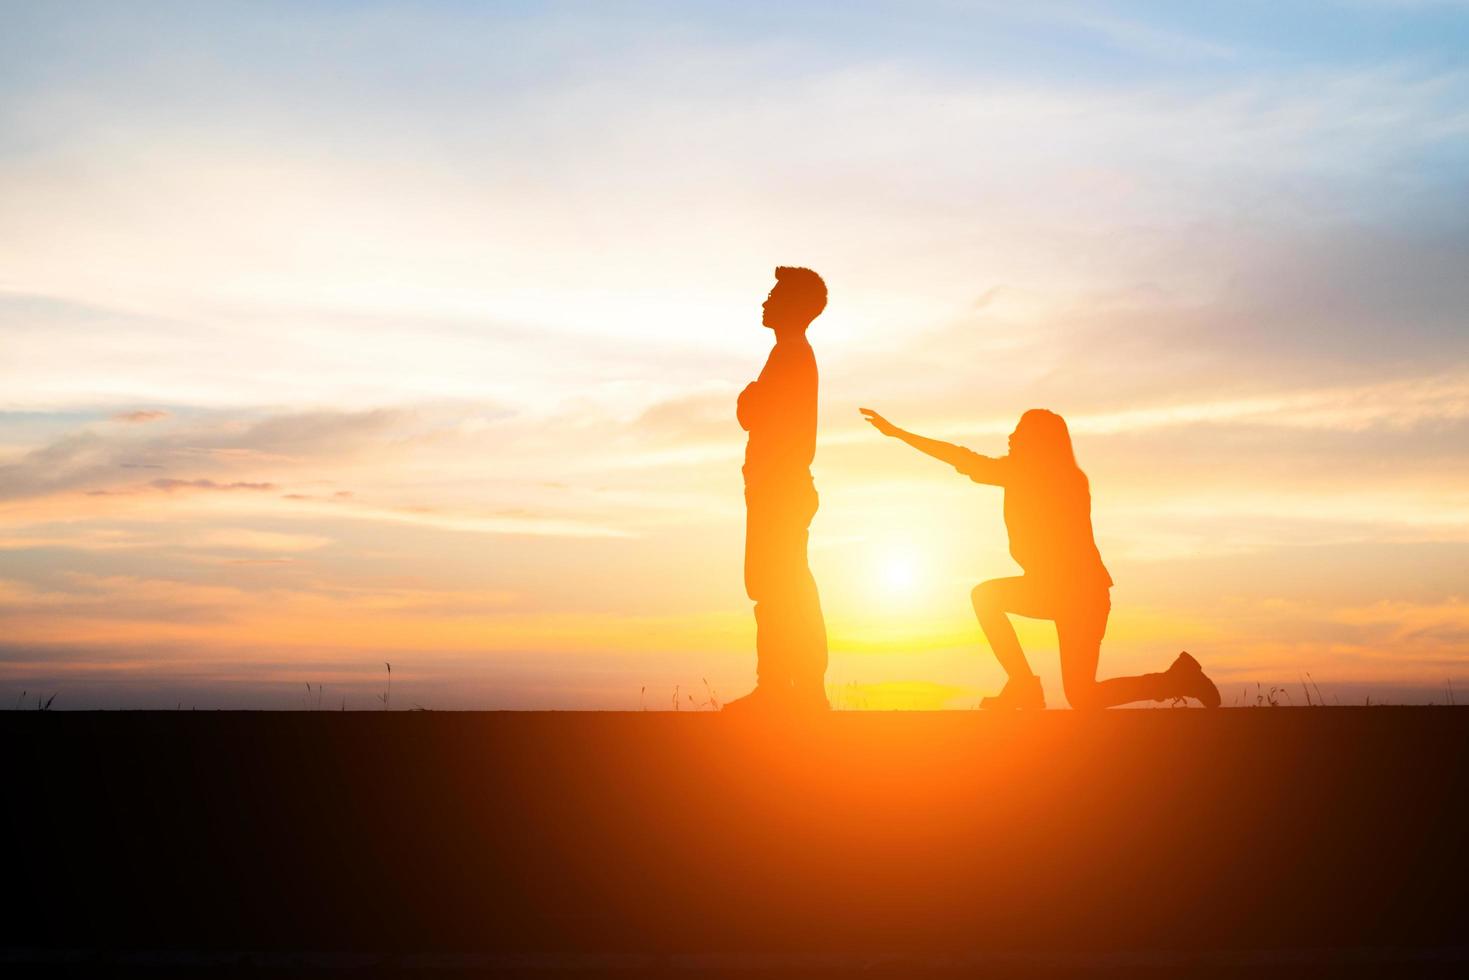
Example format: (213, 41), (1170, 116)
(860, 408), (970, 466)
(859, 408), (1007, 484)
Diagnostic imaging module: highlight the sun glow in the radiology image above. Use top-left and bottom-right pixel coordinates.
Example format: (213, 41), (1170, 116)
(878, 553), (919, 596)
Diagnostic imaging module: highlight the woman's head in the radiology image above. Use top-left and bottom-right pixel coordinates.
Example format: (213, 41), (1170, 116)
(1008, 409), (1078, 470)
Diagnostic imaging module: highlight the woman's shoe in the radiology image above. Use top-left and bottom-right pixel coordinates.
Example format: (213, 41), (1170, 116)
(980, 674), (1045, 710)
(1167, 651), (1221, 708)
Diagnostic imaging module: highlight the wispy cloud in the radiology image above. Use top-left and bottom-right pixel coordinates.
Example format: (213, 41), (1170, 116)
(192, 529), (331, 553)
(112, 409), (168, 423)
(0, 408), (402, 502)
(87, 478), (279, 496)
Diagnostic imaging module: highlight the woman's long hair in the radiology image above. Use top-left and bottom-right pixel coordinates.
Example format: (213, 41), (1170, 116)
(1011, 408), (1080, 474)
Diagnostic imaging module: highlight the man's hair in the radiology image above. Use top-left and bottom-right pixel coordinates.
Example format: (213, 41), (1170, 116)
(774, 266), (828, 323)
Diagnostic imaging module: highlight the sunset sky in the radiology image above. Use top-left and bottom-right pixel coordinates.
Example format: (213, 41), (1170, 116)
(3, 1), (1468, 708)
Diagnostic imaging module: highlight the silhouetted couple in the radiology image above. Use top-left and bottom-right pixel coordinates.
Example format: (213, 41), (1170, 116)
(723, 267), (1219, 714)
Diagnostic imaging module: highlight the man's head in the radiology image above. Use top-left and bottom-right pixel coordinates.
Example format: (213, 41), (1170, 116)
(761, 266), (827, 331)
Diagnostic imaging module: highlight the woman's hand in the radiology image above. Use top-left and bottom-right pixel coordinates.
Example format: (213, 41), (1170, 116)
(859, 407), (901, 438)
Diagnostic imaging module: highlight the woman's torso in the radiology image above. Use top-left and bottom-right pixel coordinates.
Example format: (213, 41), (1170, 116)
(1003, 467), (1113, 592)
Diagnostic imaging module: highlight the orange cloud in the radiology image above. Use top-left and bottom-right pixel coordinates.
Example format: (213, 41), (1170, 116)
(112, 409), (169, 423)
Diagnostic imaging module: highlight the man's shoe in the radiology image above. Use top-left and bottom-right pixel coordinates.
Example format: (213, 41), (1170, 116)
(979, 674), (1045, 710)
(1167, 651), (1221, 708)
(721, 685), (789, 714)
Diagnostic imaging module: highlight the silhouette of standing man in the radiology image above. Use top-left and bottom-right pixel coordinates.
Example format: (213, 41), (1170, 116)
(725, 267), (829, 713)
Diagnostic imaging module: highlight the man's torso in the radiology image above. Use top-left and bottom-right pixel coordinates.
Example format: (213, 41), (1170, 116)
(742, 337), (818, 487)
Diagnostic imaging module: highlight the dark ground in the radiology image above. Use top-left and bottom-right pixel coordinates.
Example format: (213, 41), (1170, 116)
(5, 708), (1468, 977)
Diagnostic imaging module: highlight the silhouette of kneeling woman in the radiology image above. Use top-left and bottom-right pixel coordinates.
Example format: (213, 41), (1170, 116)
(860, 407), (1220, 709)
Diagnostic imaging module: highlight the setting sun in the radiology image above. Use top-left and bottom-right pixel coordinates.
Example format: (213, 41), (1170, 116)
(878, 552), (919, 596)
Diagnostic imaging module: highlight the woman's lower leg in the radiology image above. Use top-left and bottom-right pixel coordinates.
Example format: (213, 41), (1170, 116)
(1090, 673), (1170, 707)
(975, 606), (1033, 679)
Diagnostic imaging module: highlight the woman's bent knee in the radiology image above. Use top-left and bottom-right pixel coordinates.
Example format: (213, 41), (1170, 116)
(971, 580), (1001, 612)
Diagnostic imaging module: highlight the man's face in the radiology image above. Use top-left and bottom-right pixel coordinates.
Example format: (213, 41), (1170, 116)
(761, 281), (787, 329)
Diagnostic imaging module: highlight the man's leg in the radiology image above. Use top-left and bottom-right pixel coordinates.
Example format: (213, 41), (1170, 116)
(788, 567), (828, 706)
(725, 489), (797, 712)
(787, 483), (827, 705)
(744, 492), (790, 691)
(752, 598), (792, 690)
(738, 484), (827, 706)
(754, 548), (823, 694)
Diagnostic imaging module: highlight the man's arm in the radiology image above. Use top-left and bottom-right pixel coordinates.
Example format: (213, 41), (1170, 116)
(738, 344), (778, 431)
(736, 381), (762, 431)
(739, 343), (807, 431)
(859, 408), (1006, 484)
